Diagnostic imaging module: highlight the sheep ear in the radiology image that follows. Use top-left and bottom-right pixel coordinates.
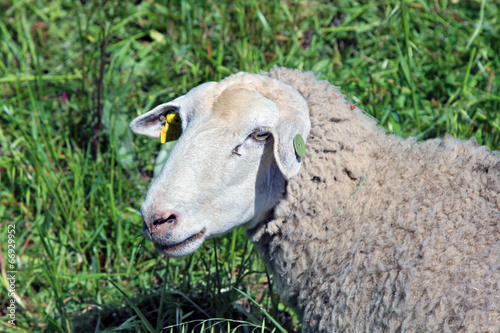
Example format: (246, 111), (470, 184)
(272, 114), (310, 180)
(129, 103), (178, 138)
(249, 76), (310, 180)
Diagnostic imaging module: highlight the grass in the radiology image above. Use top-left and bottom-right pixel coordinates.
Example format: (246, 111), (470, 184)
(0, 0), (499, 332)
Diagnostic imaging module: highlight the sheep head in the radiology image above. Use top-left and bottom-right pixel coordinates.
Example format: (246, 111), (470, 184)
(129, 72), (310, 256)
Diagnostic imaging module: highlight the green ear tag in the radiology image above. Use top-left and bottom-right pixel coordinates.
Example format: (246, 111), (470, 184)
(293, 134), (306, 157)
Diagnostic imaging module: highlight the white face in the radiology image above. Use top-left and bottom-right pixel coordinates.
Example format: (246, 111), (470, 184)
(129, 74), (310, 257)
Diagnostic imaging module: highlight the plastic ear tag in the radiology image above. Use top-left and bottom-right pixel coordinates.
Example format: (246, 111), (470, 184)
(293, 134), (306, 157)
(160, 113), (182, 144)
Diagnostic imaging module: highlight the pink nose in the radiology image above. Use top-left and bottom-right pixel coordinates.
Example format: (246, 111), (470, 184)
(142, 210), (181, 241)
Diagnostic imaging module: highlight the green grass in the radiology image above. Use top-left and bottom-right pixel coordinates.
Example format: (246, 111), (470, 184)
(1, 0), (499, 332)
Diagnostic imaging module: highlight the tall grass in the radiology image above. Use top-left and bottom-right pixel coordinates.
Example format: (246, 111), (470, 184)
(1, 0), (499, 332)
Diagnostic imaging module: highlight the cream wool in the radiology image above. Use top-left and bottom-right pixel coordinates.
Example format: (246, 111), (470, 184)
(247, 67), (500, 332)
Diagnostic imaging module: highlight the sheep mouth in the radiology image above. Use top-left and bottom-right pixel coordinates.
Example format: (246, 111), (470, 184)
(154, 228), (206, 256)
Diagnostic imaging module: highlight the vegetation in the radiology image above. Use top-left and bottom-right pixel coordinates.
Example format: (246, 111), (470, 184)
(1, 0), (498, 332)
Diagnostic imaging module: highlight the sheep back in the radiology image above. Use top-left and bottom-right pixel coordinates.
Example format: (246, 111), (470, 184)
(249, 67), (500, 332)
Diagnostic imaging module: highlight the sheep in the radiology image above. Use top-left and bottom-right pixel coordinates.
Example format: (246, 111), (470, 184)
(129, 67), (500, 332)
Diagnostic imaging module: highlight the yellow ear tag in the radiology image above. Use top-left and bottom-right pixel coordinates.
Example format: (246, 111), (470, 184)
(160, 113), (182, 144)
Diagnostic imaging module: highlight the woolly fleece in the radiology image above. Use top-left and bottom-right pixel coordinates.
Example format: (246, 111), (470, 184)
(248, 68), (500, 332)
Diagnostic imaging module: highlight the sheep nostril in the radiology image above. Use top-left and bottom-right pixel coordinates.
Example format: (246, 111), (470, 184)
(153, 214), (177, 226)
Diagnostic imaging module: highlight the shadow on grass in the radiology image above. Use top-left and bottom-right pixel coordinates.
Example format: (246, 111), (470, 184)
(71, 285), (299, 332)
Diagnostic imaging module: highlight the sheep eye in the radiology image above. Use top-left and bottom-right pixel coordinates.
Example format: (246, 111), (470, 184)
(252, 130), (270, 141)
